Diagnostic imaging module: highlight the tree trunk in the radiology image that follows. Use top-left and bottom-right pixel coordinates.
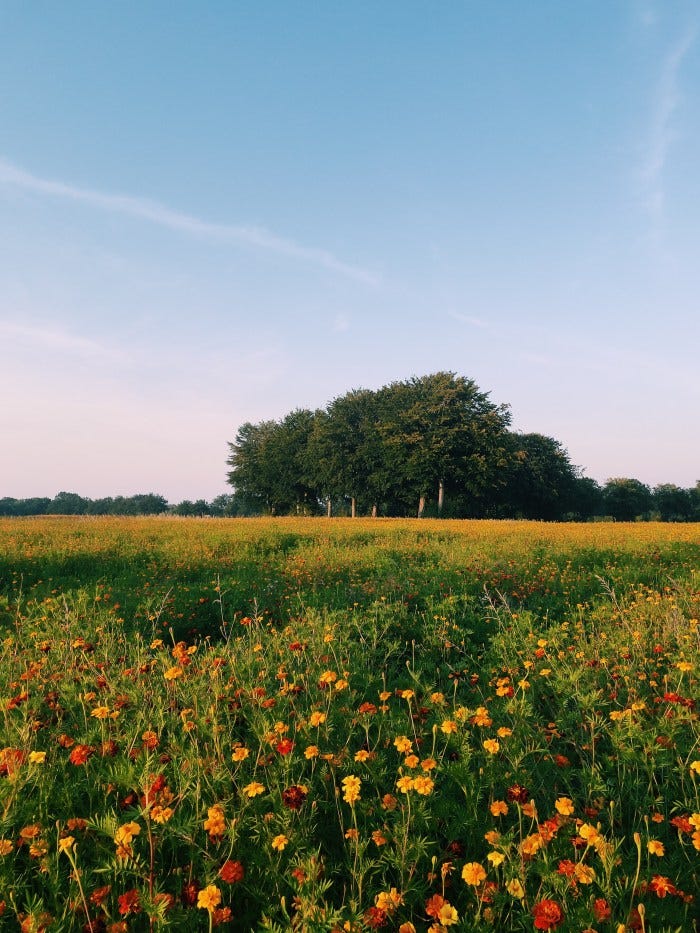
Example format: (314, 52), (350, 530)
(417, 495), (425, 518)
(351, 497), (356, 518)
(438, 478), (445, 516)
(371, 503), (377, 518)
(326, 497), (332, 518)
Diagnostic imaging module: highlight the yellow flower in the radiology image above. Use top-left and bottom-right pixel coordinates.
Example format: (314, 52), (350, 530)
(28, 751), (47, 764)
(354, 749), (371, 762)
(341, 774), (362, 805)
(376, 887), (404, 911)
(676, 661), (693, 672)
(404, 754), (420, 768)
(689, 760), (700, 776)
(506, 878), (525, 898)
(487, 850), (505, 866)
(396, 775), (414, 794)
(497, 727), (513, 737)
(394, 736), (413, 754)
(151, 805), (174, 824)
(197, 884), (222, 911)
(520, 833), (543, 856)
(554, 797), (575, 816)
(430, 692), (445, 705)
(400, 689), (414, 700)
(91, 705), (111, 719)
(58, 836), (75, 853)
(319, 670), (337, 685)
(242, 781), (265, 798)
(421, 757), (437, 771)
(578, 823), (600, 843)
(441, 719), (458, 734)
(271, 834), (288, 851)
(483, 739), (500, 755)
(647, 839), (665, 856)
(461, 861), (486, 886)
(231, 746), (249, 762)
(203, 804), (226, 837)
(438, 903), (459, 925)
(574, 863), (596, 884)
(164, 666), (183, 681)
(304, 745), (319, 759)
(413, 776), (434, 796)
(309, 711), (326, 727)
(490, 800), (508, 816)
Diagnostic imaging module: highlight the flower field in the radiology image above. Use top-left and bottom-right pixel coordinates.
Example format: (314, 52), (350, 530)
(0, 517), (698, 931)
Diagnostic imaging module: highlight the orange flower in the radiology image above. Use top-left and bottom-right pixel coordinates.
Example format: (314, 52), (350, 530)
(490, 800), (508, 816)
(196, 885), (222, 911)
(461, 862), (486, 886)
(203, 804), (226, 839)
(242, 781), (265, 798)
(341, 775), (362, 805)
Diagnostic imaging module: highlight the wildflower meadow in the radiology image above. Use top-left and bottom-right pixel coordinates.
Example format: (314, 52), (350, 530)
(0, 517), (698, 931)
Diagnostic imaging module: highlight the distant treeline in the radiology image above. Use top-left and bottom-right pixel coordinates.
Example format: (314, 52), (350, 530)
(227, 372), (700, 522)
(0, 492), (241, 518)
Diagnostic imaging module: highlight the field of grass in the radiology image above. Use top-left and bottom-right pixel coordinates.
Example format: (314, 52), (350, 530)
(0, 517), (698, 931)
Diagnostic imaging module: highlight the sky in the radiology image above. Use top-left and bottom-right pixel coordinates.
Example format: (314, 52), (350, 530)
(1, 1), (699, 503)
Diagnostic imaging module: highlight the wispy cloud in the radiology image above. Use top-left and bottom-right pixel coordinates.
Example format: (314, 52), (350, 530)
(640, 24), (697, 227)
(447, 310), (489, 329)
(0, 320), (122, 359)
(0, 157), (378, 284)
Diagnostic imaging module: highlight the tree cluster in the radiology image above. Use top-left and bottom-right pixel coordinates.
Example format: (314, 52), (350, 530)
(226, 373), (700, 521)
(0, 493), (242, 518)
(227, 373), (587, 519)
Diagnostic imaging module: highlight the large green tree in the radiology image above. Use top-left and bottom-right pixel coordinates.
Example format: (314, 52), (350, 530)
(376, 372), (512, 517)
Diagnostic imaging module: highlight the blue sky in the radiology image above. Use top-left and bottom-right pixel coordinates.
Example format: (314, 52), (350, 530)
(1, 1), (698, 501)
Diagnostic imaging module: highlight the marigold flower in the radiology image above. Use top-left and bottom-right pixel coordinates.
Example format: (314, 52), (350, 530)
(375, 887), (403, 911)
(372, 829), (388, 845)
(354, 749), (371, 762)
(649, 875), (676, 897)
(531, 898), (563, 930)
(520, 833), (543, 856)
(487, 850), (505, 866)
(309, 711), (326, 727)
(554, 797), (574, 816)
(461, 862), (486, 886)
(506, 878), (525, 899)
(58, 836), (75, 853)
(425, 893), (447, 918)
(163, 666), (183, 681)
(413, 776), (434, 796)
(647, 839), (665, 856)
(304, 745), (319, 759)
(231, 745), (249, 762)
(490, 800), (508, 816)
(574, 862), (595, 884)
(396, 775), (414, 794)
(151, 805), (174, 824)
(497, 726), (513, 737)
(271, 834), (288, 851)
(483, 739), (500, 755)
(142, 730), (159, 750)
(28, 751), (46, 764)
(382, 793), (398, 811)
(203, 805), (226, 839)
(91, 706), (110, 719)
(282, 784), (308, 810)
(394, 736), (413, 753)
(219, 859), (244, 883)
(404, 753), (420, 768)
(441, 719), (458, 734)
(0, 840), (13, 856)
(592, 898), (611, 921)
(118, 889), (141, 916)
(472, 707), (492, 727)
(341, 774), (362, 805)
(438, 902), (459, 925)
(68, 744), (94, 766)
(421, 757), (437, 771)
(197, 884), (222, 911)
(275, 738), (294, 755)
(689, 760), (700, 775)
(242, 781), (265, 798)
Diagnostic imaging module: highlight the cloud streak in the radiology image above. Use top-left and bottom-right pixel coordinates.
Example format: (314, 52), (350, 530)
(0, 157), (378, 284)
(640, 24), (697, 224)
(0, 320), (122, 359)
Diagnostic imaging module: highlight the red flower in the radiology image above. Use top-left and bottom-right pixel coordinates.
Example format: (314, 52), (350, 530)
(532, 898), (564, 931)
(425, 894), (447, 919)
(593, 898), (611, 921)
(507, 783), (529, 804)
(275, 738), (294, 756)
(650, 875), (677, 898)
(670, 815), (692, 834)
(69, 744), (95, 766)
(181, 880), (200, 906)
(117, 889), (141, 916)
(219, 860), (245, 884)
(363, 906), (388, 929)
(282, 785), (308, 810)
(556, 860), (576, 878)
